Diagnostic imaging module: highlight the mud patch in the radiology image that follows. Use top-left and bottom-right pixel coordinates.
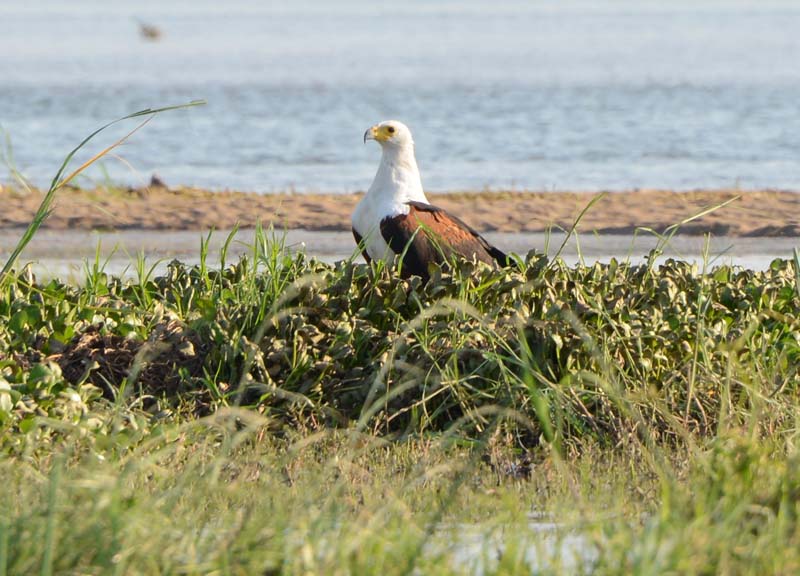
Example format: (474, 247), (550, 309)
(50, 320), (209, 409)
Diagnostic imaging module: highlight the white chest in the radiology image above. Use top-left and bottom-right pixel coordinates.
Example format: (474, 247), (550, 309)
(351, 195), (397, 262)
(354, 144), (429, 263)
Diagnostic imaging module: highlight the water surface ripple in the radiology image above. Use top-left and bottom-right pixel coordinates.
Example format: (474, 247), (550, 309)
(2, 1), (800, 192)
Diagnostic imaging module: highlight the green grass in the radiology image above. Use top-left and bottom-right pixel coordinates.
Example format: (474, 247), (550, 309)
(3, 234), (797, 443)
(0, 228), (799, 573)
(2, 114), (800, 574)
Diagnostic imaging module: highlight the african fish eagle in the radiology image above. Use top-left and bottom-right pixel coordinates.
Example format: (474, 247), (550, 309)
(352, 120), (509, 281)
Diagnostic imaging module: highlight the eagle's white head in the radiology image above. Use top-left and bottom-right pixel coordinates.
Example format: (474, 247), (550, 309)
(361, 119), (427, 207)
(363, 120), (414, 149)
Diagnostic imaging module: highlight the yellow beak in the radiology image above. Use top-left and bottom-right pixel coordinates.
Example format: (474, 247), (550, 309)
(363, 125), (378, 143)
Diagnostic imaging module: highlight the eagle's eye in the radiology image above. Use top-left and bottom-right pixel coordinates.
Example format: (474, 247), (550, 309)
(387, 126), (396, 134)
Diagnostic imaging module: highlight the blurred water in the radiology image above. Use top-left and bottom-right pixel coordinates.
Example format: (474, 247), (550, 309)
(2, 0), (800, 192)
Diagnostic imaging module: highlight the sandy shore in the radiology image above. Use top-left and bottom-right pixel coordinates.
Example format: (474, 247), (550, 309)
(1, 185), (800, 237)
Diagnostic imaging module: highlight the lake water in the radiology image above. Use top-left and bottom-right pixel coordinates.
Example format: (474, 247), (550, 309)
(2, 1), (800, 193)
(5, 229), (794, 282)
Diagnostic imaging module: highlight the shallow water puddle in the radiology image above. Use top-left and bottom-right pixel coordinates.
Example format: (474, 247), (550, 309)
(429, 517), (596, 574)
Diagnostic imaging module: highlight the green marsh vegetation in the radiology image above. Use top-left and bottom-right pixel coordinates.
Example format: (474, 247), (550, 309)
(1, 112), (800, 574)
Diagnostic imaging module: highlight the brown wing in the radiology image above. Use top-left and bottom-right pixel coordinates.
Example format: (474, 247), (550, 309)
(380, 201), (508, 280)
(352, 227), (371, 264)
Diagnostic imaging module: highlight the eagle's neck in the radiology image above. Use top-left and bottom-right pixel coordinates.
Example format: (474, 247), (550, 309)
(369, 143), (428, 214)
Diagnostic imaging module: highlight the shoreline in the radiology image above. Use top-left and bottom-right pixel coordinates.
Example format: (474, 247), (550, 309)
(3, 228), (796, 281)
(1, 185), (800, 237)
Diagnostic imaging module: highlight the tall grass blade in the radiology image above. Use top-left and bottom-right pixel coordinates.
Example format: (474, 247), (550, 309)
(550, 192), (607, 265)
(639, 195), (740, 274)
(40, 462), (62, 576)
(793, 247), (800, 300)
(0, 100), (206, 285)
(0, 127), (34, 195)
(0, 515), (7, 576)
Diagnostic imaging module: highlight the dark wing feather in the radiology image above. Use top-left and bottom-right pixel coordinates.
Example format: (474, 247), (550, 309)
(380, 201), (509, 280)
(352, 227), (371, 264)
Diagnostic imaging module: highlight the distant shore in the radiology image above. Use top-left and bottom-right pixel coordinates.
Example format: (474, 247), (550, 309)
(1, 185), (799, 237)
